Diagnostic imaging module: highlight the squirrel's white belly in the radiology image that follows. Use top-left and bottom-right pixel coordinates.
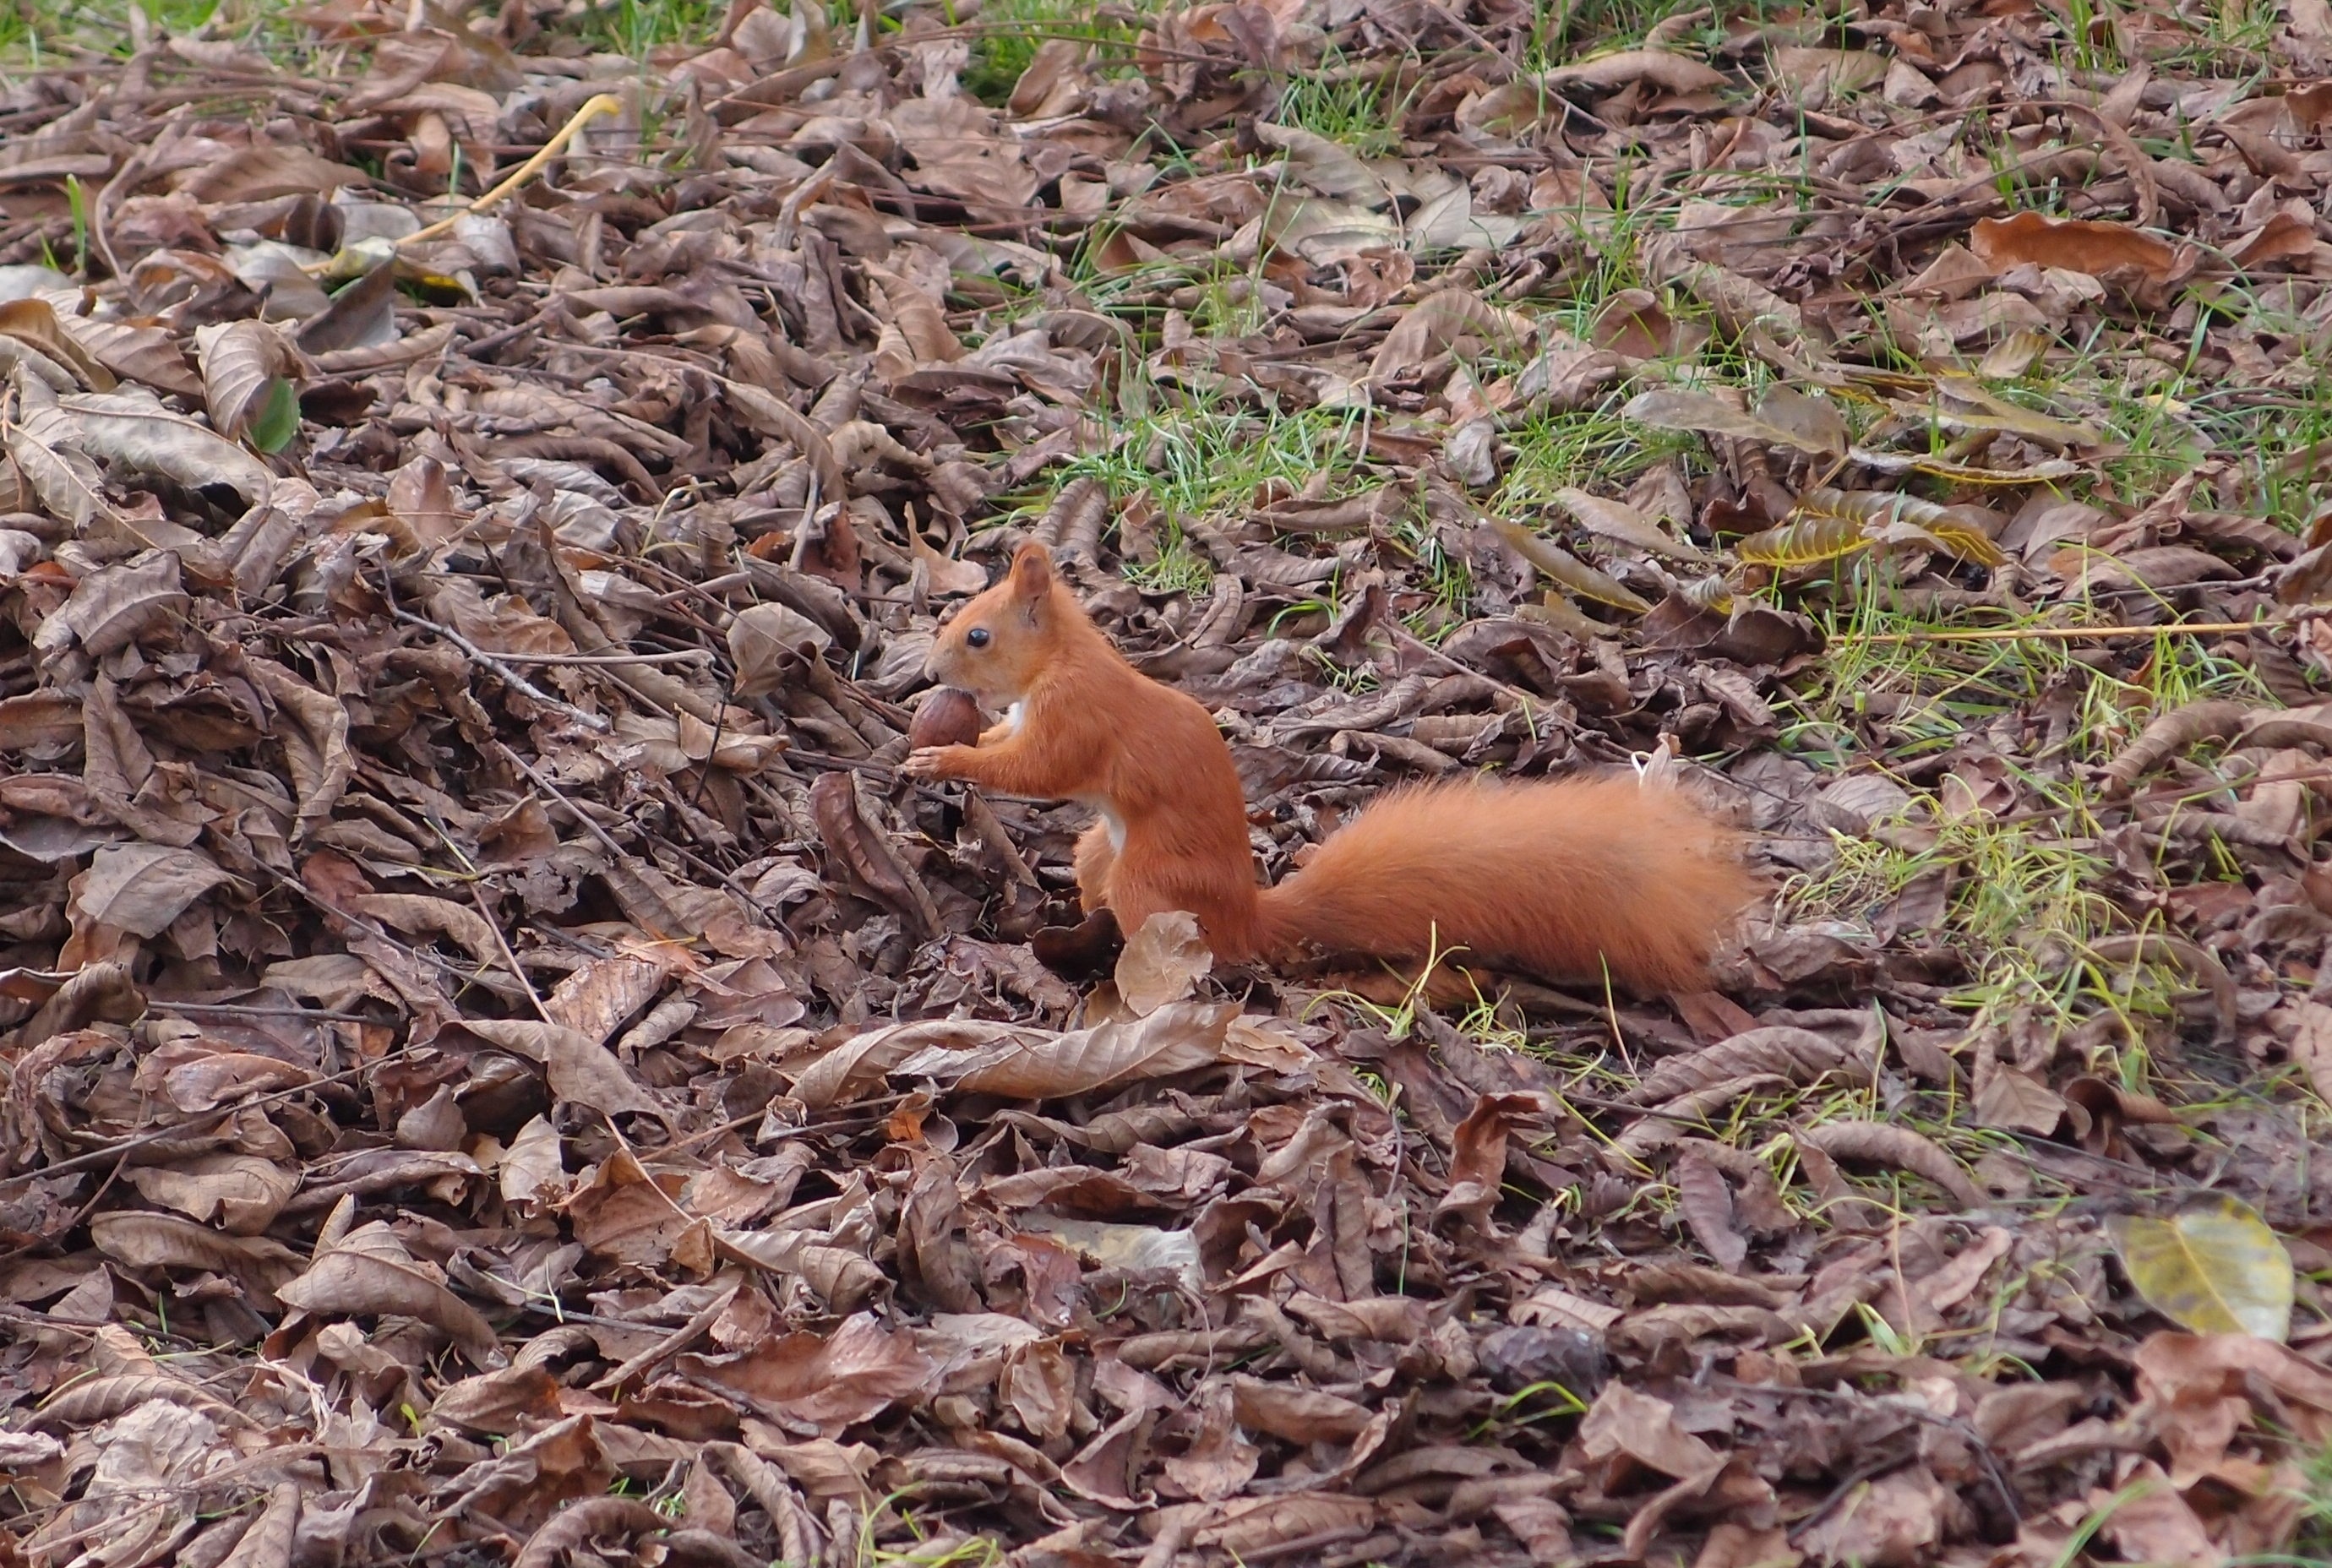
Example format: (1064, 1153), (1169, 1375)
(1075, 798), (1127, 852)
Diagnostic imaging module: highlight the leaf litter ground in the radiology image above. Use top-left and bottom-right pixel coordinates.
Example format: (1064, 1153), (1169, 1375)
(2, 0), (2332, 1565)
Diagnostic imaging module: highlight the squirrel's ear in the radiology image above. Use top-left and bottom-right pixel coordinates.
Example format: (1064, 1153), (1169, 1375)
(1008, 541), (1053, 601)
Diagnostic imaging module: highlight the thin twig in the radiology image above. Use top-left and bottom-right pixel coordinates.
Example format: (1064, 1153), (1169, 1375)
(588, 1281), (738, 1393)
(389, 606), (612, 732)
(497, 743), (629, 859)
(472, 882), (554, 1026)
(400, 92), (623, 248)
(0, 1155), (128, 1262)
(0, 1046), (422, 1193)
(152, 1001), (383, 1021)
(483, 648), (712, 667)
(1843, 619), (2276, 646)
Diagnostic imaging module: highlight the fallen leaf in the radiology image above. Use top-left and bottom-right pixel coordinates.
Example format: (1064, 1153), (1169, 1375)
(1970, 211), (2183, 285)
(57, 390), (275, 501)
(278, 1225), (507, 1366)
(2107, 1194), (2295, 1342)
(1114, 910), (1213, 1016)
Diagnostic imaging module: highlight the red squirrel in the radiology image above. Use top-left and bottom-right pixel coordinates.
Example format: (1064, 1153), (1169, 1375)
(901, 542), (1757, 995)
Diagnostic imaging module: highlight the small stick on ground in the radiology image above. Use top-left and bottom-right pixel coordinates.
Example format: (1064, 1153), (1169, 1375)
(1844, 619), (2276, 645)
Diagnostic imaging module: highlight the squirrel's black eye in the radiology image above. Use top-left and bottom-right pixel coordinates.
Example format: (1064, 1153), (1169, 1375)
(966, 627), (991, 649)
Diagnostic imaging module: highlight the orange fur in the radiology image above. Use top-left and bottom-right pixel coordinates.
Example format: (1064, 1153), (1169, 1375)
(1256, 773), (1755, 994)
(907, 542), (1757, 995)
(908, 542), (1262, 956)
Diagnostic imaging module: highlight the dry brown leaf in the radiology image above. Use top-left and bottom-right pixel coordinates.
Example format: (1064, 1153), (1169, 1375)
(891, 1000), (1244, 1099)
(215, 1484), (299, 1568)
(676, 1313), (936, 1439)
(1544, 48), (1727, 95)
(1626, 1026), (1865, 1106)
(193, 319), (301, 444)
(278, 1230), (506, 1366)
(1798, 1119), (1985, 1208)
(68, 841), (228, 940)
(34, 553), (189, 659)
(0, 299), (115, 389)
(122, 1154), (298, 1235)
(1114, 910), (1213, 1016)
(2102, 700), (2254, 795)
(728, 602), (836, 697)
(463, 1017), (666, 1121)
(87, 1211), (302, 1300)
(57, 390), (275, 501)
(811, 770), (942, 938)
(713, 1226), (887, 1314)
(2290, 1000), (2332, 1108)
(1674, 1150), (1749, 1271)
(1970, 211), (2184, 285)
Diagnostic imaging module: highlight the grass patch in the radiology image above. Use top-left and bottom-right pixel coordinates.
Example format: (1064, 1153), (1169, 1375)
(1790, 779), (2204, 1081)
(2294, 1435), (2332, 1565)
(1019, 389), (1384, 596)
(563, 0), (727, 59)
(960, 0), (1152, 106)
(1276, 54), (1408, 159)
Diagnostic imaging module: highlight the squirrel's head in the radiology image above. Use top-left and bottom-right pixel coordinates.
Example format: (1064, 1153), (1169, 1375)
(923, 540), (1060, 706)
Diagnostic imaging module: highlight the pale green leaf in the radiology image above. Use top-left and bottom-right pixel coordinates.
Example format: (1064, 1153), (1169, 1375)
(2106, 1194), (2294, 1342)
(1489, 518), (1651, 612)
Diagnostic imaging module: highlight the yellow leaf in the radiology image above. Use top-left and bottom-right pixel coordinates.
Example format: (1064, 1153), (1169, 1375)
(2106, 1194), (2294, 1342)
(1514, 594), (1610, 641)
(1845, 449), (2082, 486)
(1794, 487), (2008, 567)
(1679, 573), (1735, 613)
(1930, 376), (2106, 448)
(1489, 518), (1651, 612)
(1735, 511), (1870, 568)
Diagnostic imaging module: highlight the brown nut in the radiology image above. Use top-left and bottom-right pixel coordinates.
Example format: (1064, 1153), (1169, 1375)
(910, 687), (984, 751)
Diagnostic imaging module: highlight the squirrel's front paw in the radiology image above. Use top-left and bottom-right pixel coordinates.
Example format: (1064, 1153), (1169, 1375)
(901, 746), (964, 782)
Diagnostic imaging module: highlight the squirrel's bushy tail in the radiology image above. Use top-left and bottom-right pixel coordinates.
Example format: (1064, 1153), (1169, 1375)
(1253, 773), (1757, 995)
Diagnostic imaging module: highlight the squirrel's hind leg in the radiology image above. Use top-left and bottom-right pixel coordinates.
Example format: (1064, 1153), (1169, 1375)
(1072, 823), (1118, 913)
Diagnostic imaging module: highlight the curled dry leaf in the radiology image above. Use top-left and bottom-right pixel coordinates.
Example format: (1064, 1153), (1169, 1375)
(57, 391), (275, 502)
(1626, 1026), (1866, 1106)
(216, 1484), (299, 1568)
(35, 553), (192, 660)
(810, 770), (943, 938)
(728, 602), (833, 698)
(1673, 1150), (1749, 1271)
(5, 406), (116, 531)
(1624, 387), (1845, 456)
(2288, 1000), (2332, 1109)
(462, 1017), (665, 1122)
(2101, 699), (2255, 795)
(123, 1154), (299, 1234)
(891, 1000), (1246, 1099)
(87, 1211), (302, 1301)
(1550, 486), (1717, 564)
(713, 1226), (888, 1314)
(193, 320), (302, 450)
(1798, 1119), (1985, 1208)
(1489, 517), (1651, 613)
(278, 1239), (509, 1367)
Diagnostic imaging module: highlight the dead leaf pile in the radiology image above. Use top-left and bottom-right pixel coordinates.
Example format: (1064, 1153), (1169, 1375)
(0, 0), (2329, 1565)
